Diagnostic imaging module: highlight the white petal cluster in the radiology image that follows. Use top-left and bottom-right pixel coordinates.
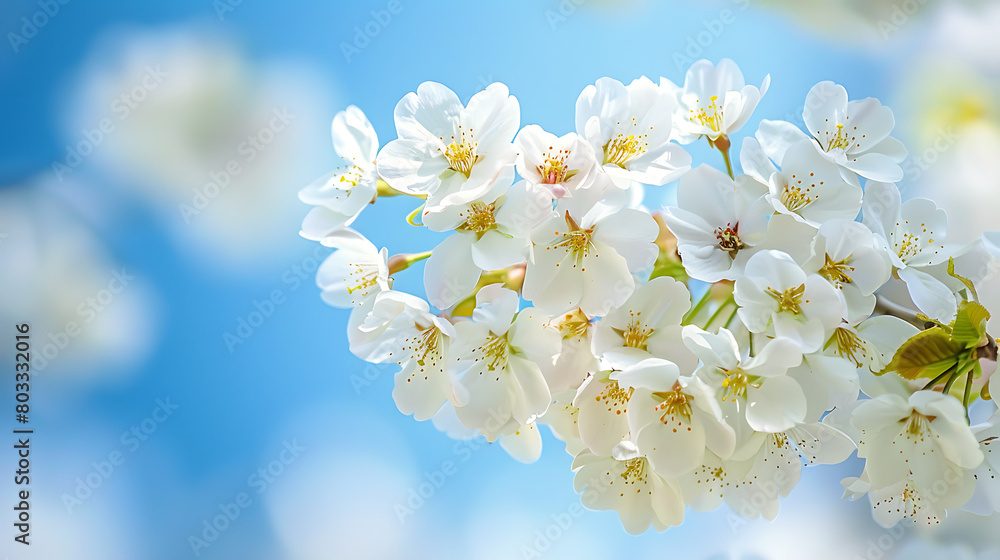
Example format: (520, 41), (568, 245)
(298, 60), (1000, 534)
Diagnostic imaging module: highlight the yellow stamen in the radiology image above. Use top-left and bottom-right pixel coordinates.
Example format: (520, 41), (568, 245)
(344, 263), (379, 297)
(554, 308), (591, 340)
(441, 126), (479, 178)
(620, 457), (648, 483)
(828, 327), (866, 368)
(603, 133), (645, 168)
(459, 201), (497, 234)
(895, 232), (922, 262)
(820, 253), (855, 285)
(720, 367), (753, 402)
(653, 381), (693, 423)
(478, 333), (510, 372)
(901, 411), (934, 436)
(826, 123), (852, 152)
(766, 284), (806, 315)
(549, 211), (595, 267)
(536, 149), (578, 184)
(690, 95), (724, 134)
(611, 311), (654, 351)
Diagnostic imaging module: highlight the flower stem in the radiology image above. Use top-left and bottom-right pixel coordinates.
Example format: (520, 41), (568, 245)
(376, 178), (426, 199)
(709, 135), (735, 180)
(963, 365), (975, 424)
(450, 264), (526, 317)
(942, 367), (961, 396)
(723, 306), (740, 329)
(376, 179), (402, 197)
(683, 287), (714, 325)
(921, 366), (955, 391)
(388, 250), (432, 275)
(704, 295), (736, 330)
(405, 204), (425, 226)
(873, 294), (922, 327)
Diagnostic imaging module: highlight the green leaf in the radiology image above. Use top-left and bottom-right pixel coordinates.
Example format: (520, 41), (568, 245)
(879, 327), (965, 380)
(948, 257), (979, 303)
(952, 300), (991, 345)
(649, 255), (689, 283)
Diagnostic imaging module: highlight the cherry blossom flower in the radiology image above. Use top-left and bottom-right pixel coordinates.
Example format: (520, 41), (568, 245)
(449, 285), (561, 441)
(804, 218), (891, 323)
(742, 137), (863, 228)
(522, 190), (659, 316)
(673, 58), (770, 144)
(592, 276), (695, 371)
(661, 164), (772, 283)
(514, 124), (597, 198)
(620, 363), (737, 478)
(683, 325), (806, 433)
(422, 180), (552, 309)
(572, 441), (686, 534)
(862, 180), (958, 321)
(298, 106), (379, 240)
(376, 82), (519, 217)
(576, 76), (691, 188)
(757, 81), (907, 183)
(734, 250), (844, 353)
(304, 67), (1000, 535)
(851, 391), (984, 527)
(314, 228), (389, 308)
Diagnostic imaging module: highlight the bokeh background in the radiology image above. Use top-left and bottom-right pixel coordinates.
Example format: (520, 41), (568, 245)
(2, 1), (1000, 558)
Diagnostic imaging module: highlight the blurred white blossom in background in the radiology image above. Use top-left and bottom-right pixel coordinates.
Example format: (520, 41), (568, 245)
(62, 26), (336, 269)
(0, 180), (159, 382)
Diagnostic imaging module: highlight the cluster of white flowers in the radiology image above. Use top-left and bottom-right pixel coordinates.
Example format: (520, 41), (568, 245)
(299, 59), (1000, 533)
